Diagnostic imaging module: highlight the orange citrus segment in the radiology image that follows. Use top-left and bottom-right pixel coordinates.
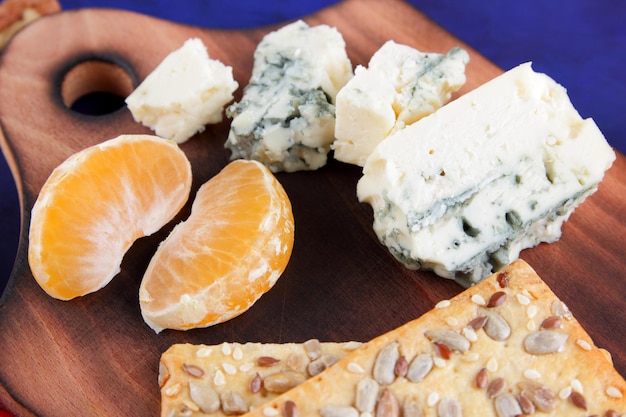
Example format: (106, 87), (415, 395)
(28, 134), (192, 300)
(139, 159), (295, 333)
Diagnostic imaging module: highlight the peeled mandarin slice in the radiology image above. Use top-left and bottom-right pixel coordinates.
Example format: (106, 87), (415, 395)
(28, 134), (192, 300)
(139, 159), (295, 333)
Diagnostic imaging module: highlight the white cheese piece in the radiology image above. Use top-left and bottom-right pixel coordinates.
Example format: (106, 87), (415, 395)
(125, 38), (238, 144)
(357, 62), (616, 286)
(225, 20), (353, 172)
(333, 41), (469, 166)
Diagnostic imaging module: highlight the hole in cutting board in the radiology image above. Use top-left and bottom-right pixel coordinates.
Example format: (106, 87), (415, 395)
(60, 58), (134, 116)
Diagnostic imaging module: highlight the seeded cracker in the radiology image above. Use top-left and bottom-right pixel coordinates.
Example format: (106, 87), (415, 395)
(159, 341), (363, 416)
(216, 260), (623, 417)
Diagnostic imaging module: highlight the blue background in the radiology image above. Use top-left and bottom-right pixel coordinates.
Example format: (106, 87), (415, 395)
(1, 0), (624, 294)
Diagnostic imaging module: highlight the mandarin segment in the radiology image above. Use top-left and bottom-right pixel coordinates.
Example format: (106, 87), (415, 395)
(139, 159), (295, 333)
(28, 134), (192, 300)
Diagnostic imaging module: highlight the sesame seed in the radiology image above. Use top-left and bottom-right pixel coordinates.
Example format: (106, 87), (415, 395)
(462, 327), (478, 342)
(523, 369), (541, 380)
(559, 386), (572, 399)
(427, 392), (440, 407)
(163, 382), (181, 397)
(182, 399), (200, 412)
(213, 369), (226, 386)
(462, 352), (480, 362)
(571, 379), (583, 393)
(526, 305), (538, 319)
(446, 317), (459, 326)
(196, 347), (212, 358)
(516, 293), (531, 305)
(239, 362), (254, 372)
(263, 406), (280, 416)
(606, 386), (623, 398)
(576, 339), (592, 351)
(233, 346), (243, 360)
(436, 300), (451, 309)
(433, 357), (446, 368)
(343, 341), (363, 351)
(221, 343), (232, 356)
(471, 294), (486, 306)
(223, 362), (237, 375)
(486, 357), (498, 372)
(347, 362), (364, 374)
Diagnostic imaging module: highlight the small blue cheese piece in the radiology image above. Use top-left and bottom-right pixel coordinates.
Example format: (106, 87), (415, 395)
(332, 41), (469, 166)
(225, 20), (353, 172)
(125, 38), (238, 144)
(357, 62), (616, 286)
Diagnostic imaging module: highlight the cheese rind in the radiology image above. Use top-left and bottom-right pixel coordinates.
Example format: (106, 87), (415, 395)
(357, 62), (616, 286)
(332, 41), (469, 166)
(225, 20), (353, 172)
(125, 38), (238, 144)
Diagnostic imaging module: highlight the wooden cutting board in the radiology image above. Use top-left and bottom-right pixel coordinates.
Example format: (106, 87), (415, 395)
(0, 1), (624, 415)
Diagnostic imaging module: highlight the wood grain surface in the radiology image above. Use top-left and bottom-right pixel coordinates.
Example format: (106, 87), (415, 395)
(0, 1), (624, 415)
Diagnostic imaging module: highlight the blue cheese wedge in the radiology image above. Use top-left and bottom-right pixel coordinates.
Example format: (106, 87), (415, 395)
(357, 62), (616, 286)
(225, 20), (353, 172)
(125, 38), (238, 144)
(333, 41), (469, 166)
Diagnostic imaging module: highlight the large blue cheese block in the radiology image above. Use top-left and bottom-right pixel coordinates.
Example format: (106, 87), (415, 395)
(357, 63), (616, 286)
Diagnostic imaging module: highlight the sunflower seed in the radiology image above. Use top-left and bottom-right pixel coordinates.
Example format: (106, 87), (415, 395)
(517, 381), (556, 412)
(220, 390), (248, 415)
(373, 342), (400, 385)
(308, 354), (339, 376)
(480, 309), (511, 341)
(188, 380), (220, 414)
(406, 354), (433, 382)
(356, 377), (379, 413)
(286, 352), (309, 374)
(494, 393), (522, 417)
(263, 371), (306, 393)
(424, 329), (470, 353)
(437, 398), (462, 417)
(376, 388), (400, 417)
(320, 405), (359, 417)
(402, 399), (423, 417)
(523, 330), (568, 355)
(304, 339), (323, 361)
